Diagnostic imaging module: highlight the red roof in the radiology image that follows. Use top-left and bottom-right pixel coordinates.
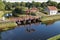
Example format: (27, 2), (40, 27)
(48, 6), (57, 10)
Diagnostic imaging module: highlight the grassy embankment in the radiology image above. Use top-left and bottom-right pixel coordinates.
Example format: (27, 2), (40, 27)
(0, 11), (4, 18)
(40, 15), (60, 22)
(0, 11), (12, 18)
(0, 11), (17, 31)
(0, 22), (17, 31)
(47, 34), (60, 40)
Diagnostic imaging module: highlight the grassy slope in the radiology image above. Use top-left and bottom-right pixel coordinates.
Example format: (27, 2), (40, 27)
(0, 11), (12, 18)
(0, 22), (17, 31)
(47, 34), (60, 40)
(41, 15), (60, 22)
(0, 11), (17, 31)
(0, 11), (4, 18)
(35, 12), (47, 17)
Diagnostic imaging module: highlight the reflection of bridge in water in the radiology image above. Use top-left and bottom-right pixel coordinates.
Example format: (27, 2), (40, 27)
(25, 24), (36, 33)
(9, 15), (41, 25)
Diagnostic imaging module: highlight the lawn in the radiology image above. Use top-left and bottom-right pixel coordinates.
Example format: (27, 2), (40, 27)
(0, 22), (17, 31)
(0, 11), (17, 31)
(40, 15), (60, 22)
(47, 34), (60, 40)
(0, 11), (12, 17)
(35, 12), (47, 17)
(0, 11), (4, 18)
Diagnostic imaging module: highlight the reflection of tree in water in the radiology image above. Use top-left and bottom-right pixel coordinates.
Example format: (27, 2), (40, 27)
(0, 32), (2, 40)
(26, 24), (35, 33)
(42, 20), (55, 26)
(34, 22), (40, 26)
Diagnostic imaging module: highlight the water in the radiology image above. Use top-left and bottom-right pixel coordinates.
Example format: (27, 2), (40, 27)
(1, 21), (60, 40)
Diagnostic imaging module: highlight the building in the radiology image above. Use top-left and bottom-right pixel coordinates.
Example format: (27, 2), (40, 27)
(45, 6), (58, 15)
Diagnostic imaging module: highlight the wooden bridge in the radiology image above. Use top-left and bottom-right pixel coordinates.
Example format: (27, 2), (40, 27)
(8, 15), (41, 25)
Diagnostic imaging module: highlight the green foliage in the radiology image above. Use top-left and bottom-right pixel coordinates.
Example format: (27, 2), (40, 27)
(47, 0), (57, 6)
(57, 3), (60, 9)
(26, 1), (41, 8)
(26, 2), (31, 8)
(0, 22), (17, 31)
(34, 2), (41, 8)
(43, 12), (48, 14)
(5, 2), (12, 10)
(2, 0), (59, 11)
(38, 7), (44, 12)
(14, 2), (20, 7)
(28, 12), (36, 16)
(48, 34), (60, 40)
(12, 6), (27, 17)
(41, 0), (57, 8)
(20, 2), (26, 7)
(57, 38), (60, 40)
(0, 0), (5, 10)
(41, 2), (47, 8)
(31, 1), (35, 7)
(0, 0), (59, 13)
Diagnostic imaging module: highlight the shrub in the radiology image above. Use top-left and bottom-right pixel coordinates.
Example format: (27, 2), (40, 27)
(43, 12), (48, 15)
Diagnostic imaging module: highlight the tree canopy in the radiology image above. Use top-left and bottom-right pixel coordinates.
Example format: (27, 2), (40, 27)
(47, 0), (57, 7)
(0, 0), (5, 10)
(57, 3), (60, 9)
(1, 0), (60, 17)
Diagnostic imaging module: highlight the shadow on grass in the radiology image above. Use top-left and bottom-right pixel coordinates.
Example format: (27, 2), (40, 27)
(57, 38), (60, 40)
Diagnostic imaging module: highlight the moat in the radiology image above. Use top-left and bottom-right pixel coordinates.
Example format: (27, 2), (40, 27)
(0, 20), (60, 40)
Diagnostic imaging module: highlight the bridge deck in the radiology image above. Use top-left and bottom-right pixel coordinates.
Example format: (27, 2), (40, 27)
(8, 16), (40, 22)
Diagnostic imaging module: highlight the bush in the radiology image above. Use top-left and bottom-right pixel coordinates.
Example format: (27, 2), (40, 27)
(28, 12), (36, 16)
(57, 38), (60, 40)
(38, 7), (44, 12)
(12, 6), (26, 17)
(43, 12), (48, 15)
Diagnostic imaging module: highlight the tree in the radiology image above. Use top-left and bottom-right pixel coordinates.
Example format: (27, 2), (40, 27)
(41, 2), (47, 8)
(3, 0), (6, 5)
(5, 2), (12, 10)
(31, 1), (41, 8)
(57, 38), (60, 40)
(12, 6), (26, 17)
(47, 0), (57, 6)
(47, 0), (51, 3)
(51, 1), (57, 7)
(57, 3), (60, 9)
(31, 1), (35, 7)
(15, 2), (20, 6)
(34, 2), (41, 8)
(20, 2), (26, 7)
(13, 2), (20, 7)
(47, 0), (52, 6)
(0, 0), (5, 10)
(26, 2), (31, 9)
(38, 7), (44, 12)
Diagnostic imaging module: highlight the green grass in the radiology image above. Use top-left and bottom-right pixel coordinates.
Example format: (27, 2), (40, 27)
(0, 11), (4, 18)
(47, 34), (60, 40)
(40, 15), (60, 22)
(0, 22), (17, 31)
(0, 11), (12, 18)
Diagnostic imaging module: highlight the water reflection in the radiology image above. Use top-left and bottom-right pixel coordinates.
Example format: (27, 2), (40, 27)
(26, 24), (35, 33)
(0, 32), (2, 40)
(42, 20), (55, 26)
(1, 20), (60, 40)
(26, 28), (35, 33)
